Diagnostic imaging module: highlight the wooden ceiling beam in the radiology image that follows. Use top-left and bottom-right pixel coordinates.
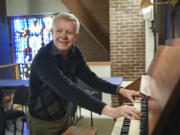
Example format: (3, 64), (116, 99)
(61, 0), (109, 53)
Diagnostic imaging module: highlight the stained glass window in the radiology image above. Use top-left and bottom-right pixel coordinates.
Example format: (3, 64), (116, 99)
(11, 16), (53, 63)
(10, 15), (54, 79)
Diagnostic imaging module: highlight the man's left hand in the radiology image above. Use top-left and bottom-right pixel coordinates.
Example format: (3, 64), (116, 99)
(119, 88), (142, 103)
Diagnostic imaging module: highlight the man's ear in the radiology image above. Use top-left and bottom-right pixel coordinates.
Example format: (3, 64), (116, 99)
(74, 33), (79, 41)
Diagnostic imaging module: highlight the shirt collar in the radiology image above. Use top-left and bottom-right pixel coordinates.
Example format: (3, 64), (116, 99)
(50, 41), (61, 56)
(49, 40), (75, 58)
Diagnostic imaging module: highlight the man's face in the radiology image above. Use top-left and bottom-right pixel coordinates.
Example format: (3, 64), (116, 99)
(52, 19), (79, 54)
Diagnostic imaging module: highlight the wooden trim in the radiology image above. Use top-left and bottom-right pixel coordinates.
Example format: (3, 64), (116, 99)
(0, 63), (19, 68)
(0, 63), (30, 68)
(0, 63), (30, 79)
(62, 126), (97, 135)
(87, 61), (111, 66)
(15, 65), (20, 79)
(0, 0), (5, 22)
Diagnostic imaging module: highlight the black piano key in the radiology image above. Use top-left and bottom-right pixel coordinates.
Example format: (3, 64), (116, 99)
(119, 98), (148, 135)
(120, 118), (130, 135)
(140, 98), (148, 135)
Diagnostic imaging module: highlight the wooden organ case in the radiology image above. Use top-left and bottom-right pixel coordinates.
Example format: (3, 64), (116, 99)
(111, 45), (180, 135)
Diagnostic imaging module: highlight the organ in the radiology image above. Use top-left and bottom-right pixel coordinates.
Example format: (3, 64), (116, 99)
(111, 45), (180, 135)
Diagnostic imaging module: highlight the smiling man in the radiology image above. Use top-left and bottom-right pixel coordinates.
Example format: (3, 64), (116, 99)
(52, 14), (79, 58)
(28, 12), (142, 135)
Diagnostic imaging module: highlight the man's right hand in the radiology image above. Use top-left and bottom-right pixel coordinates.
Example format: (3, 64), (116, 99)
(101, 105), (142, 120)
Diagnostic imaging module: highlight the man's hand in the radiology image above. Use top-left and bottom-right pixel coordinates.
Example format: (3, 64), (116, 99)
(101, 105), (142, 120)
(119, 88), (142, 103)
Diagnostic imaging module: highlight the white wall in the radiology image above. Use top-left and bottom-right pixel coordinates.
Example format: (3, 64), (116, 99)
(88, 64), (112, 105)
(89, 65), (111, 77)
(143, 8), (155, 72)
(6, 0), (68, 16)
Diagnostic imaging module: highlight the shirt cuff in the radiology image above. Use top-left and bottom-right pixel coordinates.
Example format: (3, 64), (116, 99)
(116, 85), (123, 95)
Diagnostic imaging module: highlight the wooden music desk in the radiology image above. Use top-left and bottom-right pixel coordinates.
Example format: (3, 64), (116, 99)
(62, 126), (97, 135)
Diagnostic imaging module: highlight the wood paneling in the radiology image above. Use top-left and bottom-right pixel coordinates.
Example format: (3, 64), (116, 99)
(75, 25), (109, 61)
(62, 0), (109, 53)
(0, 0), (5, 22)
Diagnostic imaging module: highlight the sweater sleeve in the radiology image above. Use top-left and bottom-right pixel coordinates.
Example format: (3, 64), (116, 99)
(76, 48), (120, 95)
(33, 49), (106, 114)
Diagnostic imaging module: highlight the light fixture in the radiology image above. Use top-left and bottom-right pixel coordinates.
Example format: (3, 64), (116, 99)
(140, 0), (178, 9)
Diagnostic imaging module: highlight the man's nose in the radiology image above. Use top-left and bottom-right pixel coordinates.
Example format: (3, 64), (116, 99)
(61, 31), (67, 38)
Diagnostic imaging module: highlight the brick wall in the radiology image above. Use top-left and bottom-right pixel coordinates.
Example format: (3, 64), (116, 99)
(109, 0), (145, 107)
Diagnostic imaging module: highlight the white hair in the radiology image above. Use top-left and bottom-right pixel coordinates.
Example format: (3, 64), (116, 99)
(52, 12), (80, 34)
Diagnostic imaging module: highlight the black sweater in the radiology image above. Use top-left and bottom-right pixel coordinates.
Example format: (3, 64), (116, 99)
(29, 41), (120, 120)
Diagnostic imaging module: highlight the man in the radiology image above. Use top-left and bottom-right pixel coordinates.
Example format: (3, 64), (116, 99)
(28, 12), (142, 135)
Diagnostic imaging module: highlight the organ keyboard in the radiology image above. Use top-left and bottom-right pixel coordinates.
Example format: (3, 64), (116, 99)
(111, 98), (148, 135)
(111, 45), (180, 135)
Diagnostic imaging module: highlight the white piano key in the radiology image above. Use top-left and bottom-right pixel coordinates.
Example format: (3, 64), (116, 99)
(111, 117), (124, 135)
(128, 99), (141, 135)
(111, 98), (143, 135)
